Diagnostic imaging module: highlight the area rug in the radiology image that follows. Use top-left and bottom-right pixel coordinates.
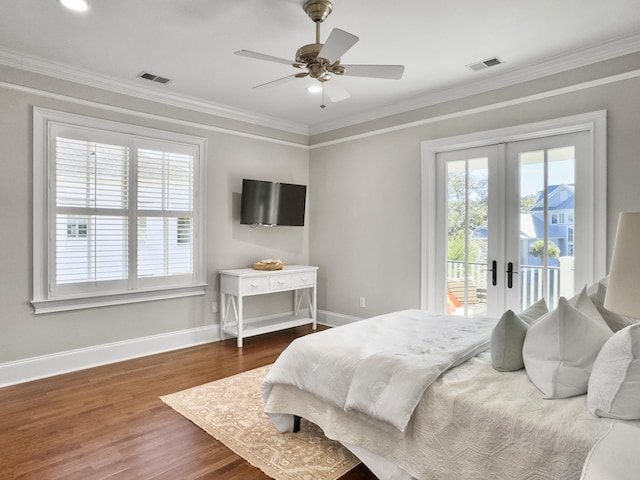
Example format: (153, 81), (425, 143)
(160, 364), (360, 480)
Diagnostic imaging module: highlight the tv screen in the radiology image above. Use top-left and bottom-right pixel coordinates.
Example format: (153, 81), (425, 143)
(240, 179), (306, 226)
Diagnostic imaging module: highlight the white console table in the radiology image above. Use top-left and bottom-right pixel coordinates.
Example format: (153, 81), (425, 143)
(219, 265), (318, 347)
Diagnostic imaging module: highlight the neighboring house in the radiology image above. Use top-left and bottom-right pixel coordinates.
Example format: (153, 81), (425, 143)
(471, 184), (575, 267)
(523, 184), (575, 266)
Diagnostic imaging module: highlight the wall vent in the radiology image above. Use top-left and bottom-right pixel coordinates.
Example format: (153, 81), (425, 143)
(137, 71), (172, 84)
(466, 57), (504, 72)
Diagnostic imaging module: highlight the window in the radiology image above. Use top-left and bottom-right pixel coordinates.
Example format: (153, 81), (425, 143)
(33, 108), (207, 313)
(421, 111), (607, 314)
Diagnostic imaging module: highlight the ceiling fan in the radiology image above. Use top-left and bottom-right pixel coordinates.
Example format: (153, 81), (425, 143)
(235, 0), (404, 104)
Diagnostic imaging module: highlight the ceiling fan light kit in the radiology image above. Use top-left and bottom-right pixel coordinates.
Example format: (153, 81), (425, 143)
(235, 0), (404, 105)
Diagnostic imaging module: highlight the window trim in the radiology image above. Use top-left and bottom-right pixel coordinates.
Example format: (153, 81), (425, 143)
(32, 107), (207, 314)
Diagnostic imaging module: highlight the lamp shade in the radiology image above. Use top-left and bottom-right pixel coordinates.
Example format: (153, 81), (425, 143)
(604, 212), (640, 318)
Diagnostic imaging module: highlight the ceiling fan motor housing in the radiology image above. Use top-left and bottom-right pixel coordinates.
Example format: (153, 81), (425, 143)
(296, 43), (345, 81)
(296, 43), (322, 65)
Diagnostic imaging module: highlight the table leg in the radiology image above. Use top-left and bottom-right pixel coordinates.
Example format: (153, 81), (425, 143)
(220, 291), (227, 340)
(311, 285), (317, 330)
(237, 295), (243, 348)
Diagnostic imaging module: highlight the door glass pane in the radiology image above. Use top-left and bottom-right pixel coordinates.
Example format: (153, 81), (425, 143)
(519, 146), (575, 310)
(446, 157), (488, 316)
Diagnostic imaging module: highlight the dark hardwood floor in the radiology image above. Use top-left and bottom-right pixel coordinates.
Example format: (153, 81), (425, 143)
(0, 326), (377, 480)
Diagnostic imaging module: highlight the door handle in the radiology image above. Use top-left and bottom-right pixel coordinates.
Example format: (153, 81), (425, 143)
(484, 260), (498, 286)
(506, 262), (518, 289)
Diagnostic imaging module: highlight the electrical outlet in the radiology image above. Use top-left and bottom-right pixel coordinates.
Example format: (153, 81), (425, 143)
(211, 301), (218, 313)
(359, 297), (365, 308)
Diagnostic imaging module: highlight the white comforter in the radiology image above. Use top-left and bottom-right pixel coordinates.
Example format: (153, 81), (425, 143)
(262, 309), (497, 432)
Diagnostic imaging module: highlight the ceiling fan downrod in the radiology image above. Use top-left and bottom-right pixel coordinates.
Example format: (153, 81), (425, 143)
(297, 0), (336, 83)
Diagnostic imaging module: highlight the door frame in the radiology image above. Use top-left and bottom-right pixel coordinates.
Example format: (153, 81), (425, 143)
(420, 110), (607, 313)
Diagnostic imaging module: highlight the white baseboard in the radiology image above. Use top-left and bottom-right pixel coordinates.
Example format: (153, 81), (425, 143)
(0, 324), (221, 388)
(318, 310), (363, 327)
(0, 310), (363, 388)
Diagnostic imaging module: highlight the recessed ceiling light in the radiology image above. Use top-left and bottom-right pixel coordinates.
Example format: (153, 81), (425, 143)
(307, 85), (322, 93)
(59, 0), (89, 12)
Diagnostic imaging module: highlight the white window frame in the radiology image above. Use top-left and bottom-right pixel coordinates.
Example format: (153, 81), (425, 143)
(32, 107), (207, 314)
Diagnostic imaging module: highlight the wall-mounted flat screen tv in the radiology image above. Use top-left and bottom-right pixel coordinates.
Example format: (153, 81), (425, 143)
(240, 179), (307, 226)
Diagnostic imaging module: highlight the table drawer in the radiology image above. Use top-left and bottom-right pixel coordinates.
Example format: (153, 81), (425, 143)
(269, 273), (293, 290)
(241, 276), (268, 294)
(294, 271), (315, 287)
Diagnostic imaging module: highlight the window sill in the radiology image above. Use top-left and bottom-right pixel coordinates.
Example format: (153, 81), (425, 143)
(31, 284), (207, 314)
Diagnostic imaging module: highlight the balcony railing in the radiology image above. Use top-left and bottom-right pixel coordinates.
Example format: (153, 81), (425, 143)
(448, 258), (574, 312)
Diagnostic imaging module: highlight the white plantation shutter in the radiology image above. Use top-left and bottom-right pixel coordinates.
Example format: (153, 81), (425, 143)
(32, 108), (207, 313)
(137, 147), (194, 279)
(55, 138), (129, 284)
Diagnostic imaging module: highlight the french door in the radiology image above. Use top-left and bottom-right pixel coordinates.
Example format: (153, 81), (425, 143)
(426, 126), (602, 317)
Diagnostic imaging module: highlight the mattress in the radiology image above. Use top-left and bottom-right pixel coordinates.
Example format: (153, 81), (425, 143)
(264, 351), (639, 480)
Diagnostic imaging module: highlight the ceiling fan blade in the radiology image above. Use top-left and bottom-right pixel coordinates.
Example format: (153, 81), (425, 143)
(235, 49), (295, 66)
(341, 64), (405, 80)
(323, 81), (350, 103)
(318, 28), (359, 63)
(252, 74), (298, 89)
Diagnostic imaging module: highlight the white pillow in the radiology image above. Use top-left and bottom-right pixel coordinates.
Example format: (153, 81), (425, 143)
(588, 323), (640, 419)
(523, 296), (612, 398)
(573, 286), (608, 325)
(590, 281), (637, 332)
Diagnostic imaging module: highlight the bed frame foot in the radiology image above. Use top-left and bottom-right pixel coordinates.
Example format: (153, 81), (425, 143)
(293, 415), (301, 433)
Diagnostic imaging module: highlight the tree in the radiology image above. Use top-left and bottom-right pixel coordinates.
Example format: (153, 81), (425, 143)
(529, 240), (560, 259)
(447, 232), (480, 262)
(446, 170), (488, 240)
(521, 192), (540, 213)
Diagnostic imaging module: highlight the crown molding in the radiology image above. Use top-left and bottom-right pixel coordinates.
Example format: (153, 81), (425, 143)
(309, 32), (640, 135)
(2, 31), (640, 138)
(0, 47), (310, 136)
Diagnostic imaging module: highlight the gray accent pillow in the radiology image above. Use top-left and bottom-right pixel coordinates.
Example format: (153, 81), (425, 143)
(491, 298), (548, 372)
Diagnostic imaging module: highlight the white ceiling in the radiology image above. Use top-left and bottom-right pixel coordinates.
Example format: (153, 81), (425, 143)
(2, 0), (640, 135)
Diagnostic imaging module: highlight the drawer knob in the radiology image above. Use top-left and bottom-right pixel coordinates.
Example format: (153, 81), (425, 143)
(251, 283), (259, 287)
(277, 280), (284, 285)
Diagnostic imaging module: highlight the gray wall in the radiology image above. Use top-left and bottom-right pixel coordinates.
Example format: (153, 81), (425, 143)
(310, 53), (640, 320)
(2, 50), (640, 373)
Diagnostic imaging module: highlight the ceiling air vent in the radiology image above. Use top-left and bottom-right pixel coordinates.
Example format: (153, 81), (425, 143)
(466, 57), (504, 72)
(137, 71), (172, 84)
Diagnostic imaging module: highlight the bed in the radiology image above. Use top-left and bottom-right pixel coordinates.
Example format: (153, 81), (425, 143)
(261, 302), (640, 480)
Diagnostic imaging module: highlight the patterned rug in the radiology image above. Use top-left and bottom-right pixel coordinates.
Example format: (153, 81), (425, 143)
(160, 365), (360, 480)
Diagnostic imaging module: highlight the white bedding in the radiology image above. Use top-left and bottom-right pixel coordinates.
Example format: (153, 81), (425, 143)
(265, 351), (639, 480)
(262, 309), (496, 432)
